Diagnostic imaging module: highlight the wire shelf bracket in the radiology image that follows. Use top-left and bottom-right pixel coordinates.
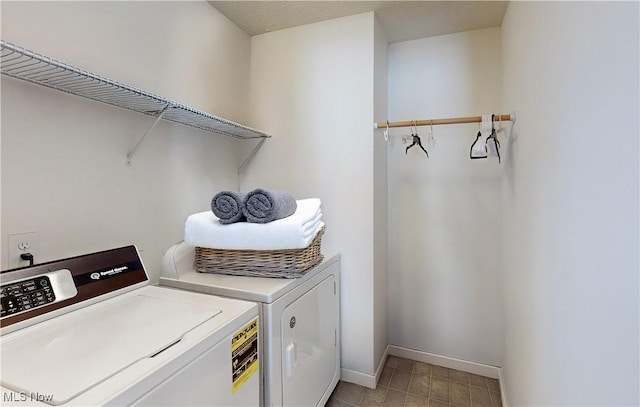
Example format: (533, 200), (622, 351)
(0, 40), (271, 168)
(238, 137), (267, 175)
(126, 103), (171, 166)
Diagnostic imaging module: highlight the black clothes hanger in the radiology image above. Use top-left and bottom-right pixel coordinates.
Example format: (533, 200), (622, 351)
(470, 130), (487, 159)
(486, 117), (501, 163)
(405, 122), (429, 157)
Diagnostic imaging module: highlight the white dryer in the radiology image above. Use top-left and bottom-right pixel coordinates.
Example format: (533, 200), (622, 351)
(0, 246), (260, 406)
(160, 243), (340, 407)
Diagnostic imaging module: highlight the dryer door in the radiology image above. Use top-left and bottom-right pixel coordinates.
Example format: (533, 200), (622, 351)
(281, 275), (338, 407)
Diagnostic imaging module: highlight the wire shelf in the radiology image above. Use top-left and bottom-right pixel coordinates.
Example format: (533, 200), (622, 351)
(0, 40), (270, 140)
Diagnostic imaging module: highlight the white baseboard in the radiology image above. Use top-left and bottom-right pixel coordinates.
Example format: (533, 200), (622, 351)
(341, 345), (508, 407)
(340, 346), (390, 389)
(374, 346), (390, 384)
(387, 345), (500, 379)
(498, 366), (508, 407)
(340, 368), (377, 389)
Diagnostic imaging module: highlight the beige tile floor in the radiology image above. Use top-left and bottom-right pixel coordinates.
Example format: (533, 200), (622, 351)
(326, 356), (502, 407)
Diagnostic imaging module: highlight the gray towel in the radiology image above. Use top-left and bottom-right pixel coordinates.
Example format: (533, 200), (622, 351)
(242, 188), (297, 223)
(211, 191), (247, 224)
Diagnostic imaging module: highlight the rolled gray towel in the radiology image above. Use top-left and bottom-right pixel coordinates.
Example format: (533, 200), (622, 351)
(242, 188), (297, 223)
(211, 191), (247, 224)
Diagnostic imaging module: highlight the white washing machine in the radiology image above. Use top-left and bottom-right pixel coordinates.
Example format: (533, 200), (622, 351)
(160, 243), (340, 407)
(0, 246), (260, 406)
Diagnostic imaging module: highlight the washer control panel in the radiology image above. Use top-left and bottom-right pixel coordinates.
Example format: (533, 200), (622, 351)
(0, 269), (77, 319)
(1, 276), (55, 317)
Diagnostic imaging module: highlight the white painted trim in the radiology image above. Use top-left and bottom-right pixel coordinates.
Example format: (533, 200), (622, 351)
(374, 346), (390, 382)
(340, 368), (377, 389)
(498, 367), (508, 407)
(387, 345), (500, 379)
(340, 345), (389, 390)
(341, 346), (507, 399)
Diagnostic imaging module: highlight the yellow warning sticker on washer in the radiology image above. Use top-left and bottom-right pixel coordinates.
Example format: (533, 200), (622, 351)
(231, 317), (259, 394)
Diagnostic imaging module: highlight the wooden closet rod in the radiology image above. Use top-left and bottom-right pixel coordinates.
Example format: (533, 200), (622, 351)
(374, 113), (514, 129)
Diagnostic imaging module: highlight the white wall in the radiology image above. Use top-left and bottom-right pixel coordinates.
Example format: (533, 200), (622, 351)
(387, 27), (504, 366)
(373, 15), (389, 374)
(244, 13), (381, 377)
(1, 1), (251, 278)
(501, 2), (639, 405)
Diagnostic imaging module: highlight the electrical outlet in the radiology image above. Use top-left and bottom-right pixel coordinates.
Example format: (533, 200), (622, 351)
(8, 232), (40, 269)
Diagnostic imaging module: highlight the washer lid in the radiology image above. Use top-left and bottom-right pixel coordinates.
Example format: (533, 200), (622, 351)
(0, 294), (221, 406)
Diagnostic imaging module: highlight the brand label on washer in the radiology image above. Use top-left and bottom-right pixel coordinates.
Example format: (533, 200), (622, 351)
(231, 317), (259, 394)
(73, 261), (140, 286)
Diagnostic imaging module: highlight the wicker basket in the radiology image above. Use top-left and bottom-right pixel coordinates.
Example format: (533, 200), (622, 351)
(194, 227), (324, 278)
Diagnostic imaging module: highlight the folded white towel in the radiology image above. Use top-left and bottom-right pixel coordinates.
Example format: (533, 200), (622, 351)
(185, 198), (324, 250)
(302, 210), (322, 235)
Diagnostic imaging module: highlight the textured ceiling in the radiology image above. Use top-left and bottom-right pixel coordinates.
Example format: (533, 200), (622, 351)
(209, 1), (509, 44)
